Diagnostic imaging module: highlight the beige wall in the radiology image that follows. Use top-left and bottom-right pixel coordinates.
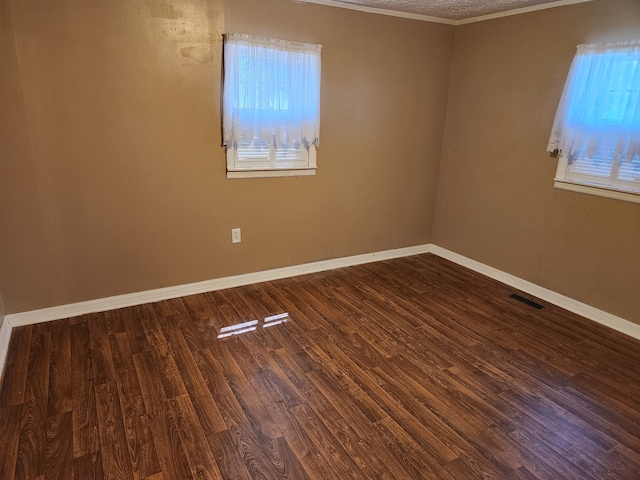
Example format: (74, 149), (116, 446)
(0, 0), (454, 314)
(434, 0), (640, 323)
(3, 0), (638, 326)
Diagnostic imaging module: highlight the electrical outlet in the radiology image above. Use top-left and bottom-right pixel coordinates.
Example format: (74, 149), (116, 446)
(231, 228), (241, 244)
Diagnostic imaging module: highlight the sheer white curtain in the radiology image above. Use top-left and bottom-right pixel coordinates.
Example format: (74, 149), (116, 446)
(222, 33), (321, 149)
(547, 40), (640, 162)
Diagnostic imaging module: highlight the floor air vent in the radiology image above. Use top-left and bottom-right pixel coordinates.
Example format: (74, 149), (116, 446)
(509, 294), (544, 310)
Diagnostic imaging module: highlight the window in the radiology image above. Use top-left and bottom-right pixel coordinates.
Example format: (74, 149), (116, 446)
(548, 41), (640, 204)
(222, 34), (322, 179)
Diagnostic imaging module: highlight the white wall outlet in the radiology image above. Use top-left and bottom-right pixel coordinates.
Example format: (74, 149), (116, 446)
(231, 228), (241, 244)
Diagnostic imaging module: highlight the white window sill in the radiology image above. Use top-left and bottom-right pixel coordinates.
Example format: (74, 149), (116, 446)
(554, 179), (640, 205)
(227, 167), (317, 179)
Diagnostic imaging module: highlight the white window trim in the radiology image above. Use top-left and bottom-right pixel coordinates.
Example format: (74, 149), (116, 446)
(222, 33), (321, 180)
(554, 154), (640, 204)
(226, 145), (317, 179)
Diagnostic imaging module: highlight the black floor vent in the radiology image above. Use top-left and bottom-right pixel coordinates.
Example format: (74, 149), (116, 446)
(509, 294), (544, 310)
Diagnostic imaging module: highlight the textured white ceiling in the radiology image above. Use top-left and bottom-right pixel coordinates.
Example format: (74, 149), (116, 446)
(302, 0), (592, 22)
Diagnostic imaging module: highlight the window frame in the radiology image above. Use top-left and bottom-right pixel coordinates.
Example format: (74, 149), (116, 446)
(554, 154), (640, 204)
(222, 34), (321, 179)
(549, 41), (640, 204)
(226, 144), (317, 179)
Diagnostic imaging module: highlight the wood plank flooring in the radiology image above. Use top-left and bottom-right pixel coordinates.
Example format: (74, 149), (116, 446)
(1, 253), (639, 479)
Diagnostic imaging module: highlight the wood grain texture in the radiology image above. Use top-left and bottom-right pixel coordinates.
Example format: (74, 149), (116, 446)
(0, 326), (32, 407)
(0, 253), (639, 479)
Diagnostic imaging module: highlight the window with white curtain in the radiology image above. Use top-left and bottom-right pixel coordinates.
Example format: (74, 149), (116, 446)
(222, 34), (322, 179)
(548, 41), (640, 204)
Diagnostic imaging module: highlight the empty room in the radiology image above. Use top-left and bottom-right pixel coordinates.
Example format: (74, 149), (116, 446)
(1, 0), (639, 478)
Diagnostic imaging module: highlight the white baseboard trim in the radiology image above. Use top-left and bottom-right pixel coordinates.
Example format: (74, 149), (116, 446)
(1, 242), (637, 381)
(430, 245), (640, 341)
(5, 244), (432, 328)
(0, 320), (14, 383)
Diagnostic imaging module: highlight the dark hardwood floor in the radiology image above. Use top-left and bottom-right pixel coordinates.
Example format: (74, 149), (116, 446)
(1, 253), (639, 479)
